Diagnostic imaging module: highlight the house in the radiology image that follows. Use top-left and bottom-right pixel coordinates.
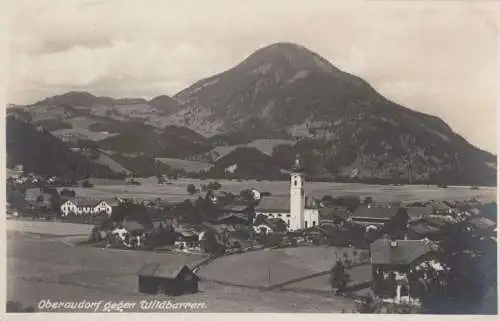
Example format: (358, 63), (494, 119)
(349, 206), (401, 225)
(175, 226), (200, 248)
(370, 237), (437, 304)
(60, 199), (113, 216)
(216, 213), (252, 226)
(253, 213), (287, 234)
(216, 203), (255, 225)
(137, 263), (199, 296)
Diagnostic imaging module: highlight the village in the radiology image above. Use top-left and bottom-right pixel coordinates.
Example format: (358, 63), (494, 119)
(6, 156), (498, 313)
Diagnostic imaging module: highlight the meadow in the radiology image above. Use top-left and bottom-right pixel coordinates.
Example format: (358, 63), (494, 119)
(27, 178), (497, 204)
(7, 223), (357, 312)
(198, 246), (368, 288)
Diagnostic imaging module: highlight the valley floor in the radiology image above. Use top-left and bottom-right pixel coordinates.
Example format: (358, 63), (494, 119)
(6, 221), (357, 313)
(26, 178), (497, 204)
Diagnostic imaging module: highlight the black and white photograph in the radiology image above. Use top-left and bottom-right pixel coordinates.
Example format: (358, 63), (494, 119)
(3, 0), (498, 315)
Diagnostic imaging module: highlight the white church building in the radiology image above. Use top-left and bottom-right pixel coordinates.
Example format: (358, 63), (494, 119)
(255, 155), (319, 231)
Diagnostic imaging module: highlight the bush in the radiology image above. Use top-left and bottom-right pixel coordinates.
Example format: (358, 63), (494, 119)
(186, 184), (197, 195)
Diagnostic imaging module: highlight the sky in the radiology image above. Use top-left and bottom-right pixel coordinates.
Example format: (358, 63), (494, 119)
(4, 0), (499, 153)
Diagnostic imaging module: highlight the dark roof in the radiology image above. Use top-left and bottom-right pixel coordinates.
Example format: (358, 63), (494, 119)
(137, 263), (198, 280)
(408, 222), (441, 236)
(255, 197), (289, 212)
(405, 206), (433, 219)
(468, 217), (496, 230)
(319, 207), (349, 221)
(428, 201), (451, 212)
(216, 213), (250, 222)
(218, 203), (253, 213)
(351, 206), (400, 220)
(370, 238), (436, 265)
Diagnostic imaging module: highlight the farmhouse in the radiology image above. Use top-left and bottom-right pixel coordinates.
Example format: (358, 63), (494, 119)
(60, 199), (114, 216)
(137, 263), (199, 296)
(370, 237), (437, 304)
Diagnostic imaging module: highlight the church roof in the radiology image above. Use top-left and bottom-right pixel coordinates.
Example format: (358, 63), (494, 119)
(255, 197), (289, 212)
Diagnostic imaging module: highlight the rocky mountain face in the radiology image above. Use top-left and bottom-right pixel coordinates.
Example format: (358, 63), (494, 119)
(171, 42), (496, 185)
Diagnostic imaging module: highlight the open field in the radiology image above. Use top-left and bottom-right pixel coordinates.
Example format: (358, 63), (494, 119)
(7, 224), (357, 312)
(7, 220), (94, 236)
(198, 246), (366, 288)
(94, 151), (132, 174)
(26, 178), (497, 203)
(155, 158), (212, 172)
(50, 116), (119, 141)
(209, 139), (295, 160)
(281, 264), (372, 293)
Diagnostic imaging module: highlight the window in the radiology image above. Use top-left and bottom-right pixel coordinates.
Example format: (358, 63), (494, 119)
(294, 180), (298, 186)
(313, 221), (316, 227)
(287, 214), (291, 217)
(287, 220), (290, 227)
(305, 221), (308, 229)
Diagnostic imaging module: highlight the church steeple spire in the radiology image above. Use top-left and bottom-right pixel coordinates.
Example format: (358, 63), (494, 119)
(291, 154), (304, 173)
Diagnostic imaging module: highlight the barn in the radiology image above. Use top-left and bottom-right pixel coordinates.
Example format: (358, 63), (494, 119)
(137, 263), (199, 296)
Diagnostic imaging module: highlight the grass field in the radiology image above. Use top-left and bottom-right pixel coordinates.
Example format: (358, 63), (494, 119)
(7, 223), (357, 312)
(155, 158), (212, 172)
(281, 264), (372, 293)
(209, 139), (295, 160)
(26, 178), (497, 204)
(51, 116), (119, 141)
(198, 246), (366, 288)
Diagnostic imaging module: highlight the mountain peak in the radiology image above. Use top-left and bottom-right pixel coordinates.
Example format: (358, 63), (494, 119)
(238, 42), (340, 74)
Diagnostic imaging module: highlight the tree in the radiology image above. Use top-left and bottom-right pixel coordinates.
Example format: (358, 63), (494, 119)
(240, 189), (254, 201)
(383, 208), (409, 239)
(329, 260), (351, 293)
(363, 196), (373, 205)
(186, 184), (197, 195)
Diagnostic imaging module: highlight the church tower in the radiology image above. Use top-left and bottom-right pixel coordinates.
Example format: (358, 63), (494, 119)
(290, 154), (305, 230)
